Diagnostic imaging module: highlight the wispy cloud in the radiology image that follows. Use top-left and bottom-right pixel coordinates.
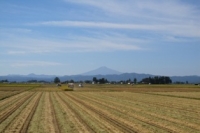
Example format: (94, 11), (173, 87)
(0, 28), (32, 38)
(64, 0), (200, 19)
(1, 0), (200, 76)
(10, 61), (62, 67)
(0, 28), (32, 33)
(5, 37), (142, 54)
(60, 0), (200, 38)
(33, 20), (200, 38)
(63, 0), (127, 16)
(7, 51), (26, 55)
(1, 30), (145, 55)
(37, 20), (155, 29)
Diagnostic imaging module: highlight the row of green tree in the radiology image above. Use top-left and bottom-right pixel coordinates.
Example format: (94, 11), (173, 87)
(92, 77), (108, 84)
(140, 76), (172, 84)
(0, 76), (173, 84)
(0, 80), (8, 83)
(92, 76), (172, 84)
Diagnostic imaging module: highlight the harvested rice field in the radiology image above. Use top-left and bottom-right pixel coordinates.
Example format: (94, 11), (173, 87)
(0, 84), (200, 133)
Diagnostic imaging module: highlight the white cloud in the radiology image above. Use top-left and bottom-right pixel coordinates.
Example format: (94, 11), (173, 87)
(2, 0), (200, 55)
(60, 0), (200, 38)
(1, 0), (199, 76)
(64, 0), (199, 19)
(38, 20), (152, 29)
(1, 30), (145, 55)
(34, 20), (200, 38)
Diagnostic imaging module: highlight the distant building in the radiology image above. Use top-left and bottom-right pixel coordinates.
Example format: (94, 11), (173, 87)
(68, 83), (74, 88)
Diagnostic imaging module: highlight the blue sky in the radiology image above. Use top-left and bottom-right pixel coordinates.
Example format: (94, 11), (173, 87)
(0, 0), (200, 76)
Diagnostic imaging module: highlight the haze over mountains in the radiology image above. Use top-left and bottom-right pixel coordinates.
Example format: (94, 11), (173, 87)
(0, 67), (200, 83)
(81, 66), (122, 75)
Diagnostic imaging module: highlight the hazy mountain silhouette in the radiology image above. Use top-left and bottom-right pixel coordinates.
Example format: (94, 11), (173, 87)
(81, 66), (122, 75)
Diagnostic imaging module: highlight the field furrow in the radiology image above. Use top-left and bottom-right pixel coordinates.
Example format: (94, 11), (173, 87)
(76, 92), (199, 133)
(0, 92), (29, 109)
(56, 92), (97, 133)
(0, 92), (35, 124)
(83, 92), (200, 130)
(90, 92), (200, 122)
(20, 92), (43, 133)
(28, 92), (46, 133)
(51, 92), (81, 133)
(58, 92), (122, 133)
(0, 84), (199, 133)
(49, 92), (61, 133)
(103, 92), (200, 113)
(0, 93), (37, 132)
(65, 92), (142, 133)
(3, 92), (42, 133)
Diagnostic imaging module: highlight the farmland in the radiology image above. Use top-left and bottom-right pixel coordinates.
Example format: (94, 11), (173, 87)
(0, 84), (200, 133)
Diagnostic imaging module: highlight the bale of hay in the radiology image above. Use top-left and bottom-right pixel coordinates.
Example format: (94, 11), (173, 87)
(60, 85), (74, 91)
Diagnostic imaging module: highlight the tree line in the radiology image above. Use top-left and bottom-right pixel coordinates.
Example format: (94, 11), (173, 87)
(0, 76), (173, 84)
(92, 77), (108, 84)
(92, 76), (172, 84)
(140, 76), (172, 84)
(53, 76), (172, 84)
(0, 79), (8, 83)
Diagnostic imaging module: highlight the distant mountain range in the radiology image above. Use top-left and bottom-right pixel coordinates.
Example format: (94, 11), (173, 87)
(0, 67), (200, 83)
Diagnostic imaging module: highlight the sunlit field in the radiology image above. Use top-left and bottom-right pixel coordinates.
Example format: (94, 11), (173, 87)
(0, 83), (200, 133)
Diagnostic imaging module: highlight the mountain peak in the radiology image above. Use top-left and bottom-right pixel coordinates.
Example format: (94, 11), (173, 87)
(81, 66), (122, 75)
(99, 66), (109, 69)
(28, 73), (36, 76)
